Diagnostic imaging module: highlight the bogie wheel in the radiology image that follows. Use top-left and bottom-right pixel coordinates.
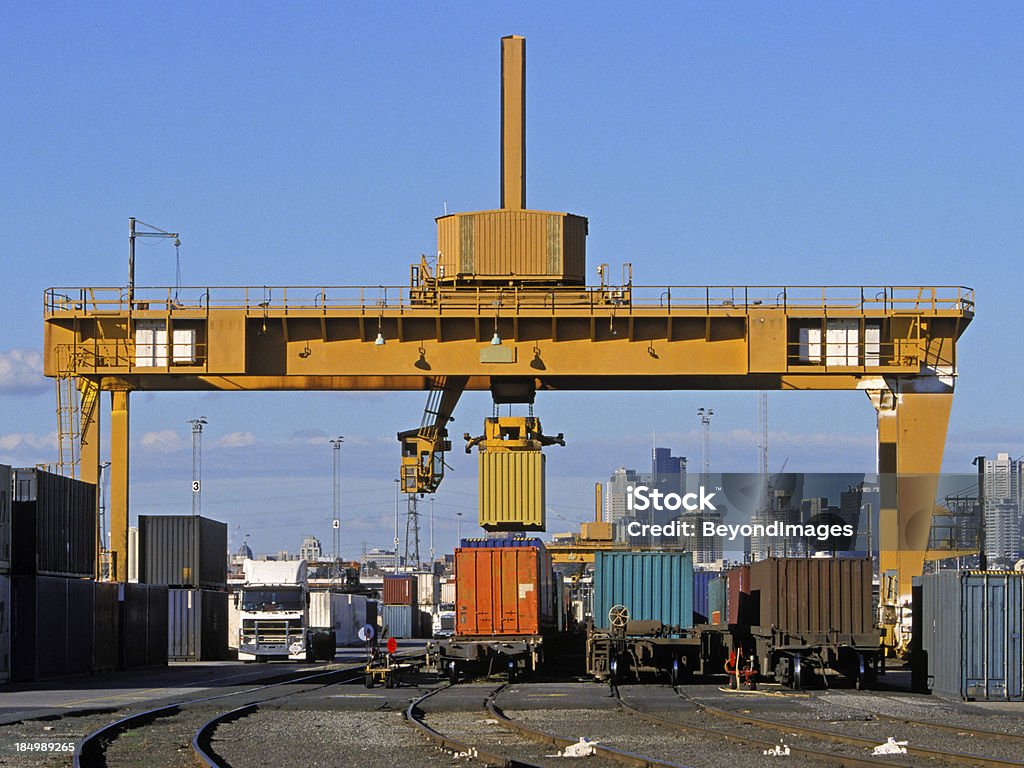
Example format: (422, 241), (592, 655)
(609, 657), (620, 686)
(448, 662), (458, 685)
(364, 673), (374, 689)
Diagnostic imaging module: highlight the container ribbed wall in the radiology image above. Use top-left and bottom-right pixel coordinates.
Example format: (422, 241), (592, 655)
(12, 468), (95, 578)
(138, 515), (227, 588)
(455, 546), (552, 636)
(0, 465), (11, 573)
(478, 451), (545, 531)
(593, 551), (694, 633)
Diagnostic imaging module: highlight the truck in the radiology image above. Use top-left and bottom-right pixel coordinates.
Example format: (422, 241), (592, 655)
(237, 558), (324, 662)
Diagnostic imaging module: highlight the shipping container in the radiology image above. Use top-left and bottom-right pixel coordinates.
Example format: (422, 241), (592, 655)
(93, 581), (120, 673)
(455, 546), (554, 636)
(309, 591), (371, 646)
(747, 557), (873, 635)
(381, 603), (414, 639)
(478, 451), (545, 531)
(0, 464), (11, 573)
(168, 589), (229, 661)
(416, 572), (440, 606)
(138, 515), (227, 588)
(593, 551), (693, 633)
(921, 571), (1024, 701)
(0, 575), (9, 683)
(726, 565), (752, 625)
(418, 607), (433, 638)
(435, 209), (587, 284)
(460, 537), (546, 549)
(708, 577), (725, 624)
(120, 583), (169, 669)
(382, 574), (416, 606)
(10, 576), (95, 681)
(440, 579), (455, 606)
(692, 570), (717, 623)
(228, 591), (240, 650)
(12, 468), (95, 578)
(127, 525), (139, 583)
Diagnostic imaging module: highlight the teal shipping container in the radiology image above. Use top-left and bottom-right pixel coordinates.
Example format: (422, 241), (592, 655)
(707, 577), (726, 623)
(593, 551), (693, 634)
(920, 571), (1023, 701)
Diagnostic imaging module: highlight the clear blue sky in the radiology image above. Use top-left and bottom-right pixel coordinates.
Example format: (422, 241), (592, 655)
(1, 3), (1020, 557)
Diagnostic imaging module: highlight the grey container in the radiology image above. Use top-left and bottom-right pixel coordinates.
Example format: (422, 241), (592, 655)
(10, 575), (95, 681)
(12, 468), (95, 578)
(138, 515), (227, 588)
(0, 575), (9, 683)
(921, 570), (1023, 701)
(708, 577), (726, 624)
(0, 464), (11, 572)
(168, 589), (229, 661)
(593, 551), (694, 633)
(381, 603), (414, 639)
(120, 582), (169, 669)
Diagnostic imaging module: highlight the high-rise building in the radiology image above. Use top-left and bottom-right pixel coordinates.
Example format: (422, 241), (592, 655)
(300, 535), (323, 561)
(606, 467), (642, 526)
(983, 453), (1023, 565)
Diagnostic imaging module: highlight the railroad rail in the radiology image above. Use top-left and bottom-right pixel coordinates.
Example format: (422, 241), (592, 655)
(74, 654), (423, 768)
(675, 687), (1024, 768)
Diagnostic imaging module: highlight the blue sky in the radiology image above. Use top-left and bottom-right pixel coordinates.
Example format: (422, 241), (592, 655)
(1, 3), (1021, 558)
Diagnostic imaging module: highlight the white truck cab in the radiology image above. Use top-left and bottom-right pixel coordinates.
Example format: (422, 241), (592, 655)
(237, 559), (311, 662)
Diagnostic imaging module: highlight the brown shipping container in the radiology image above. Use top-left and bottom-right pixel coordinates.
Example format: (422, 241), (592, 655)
(455, 546), (553, 636)
(382, 575), (416, 606)
(748, 557), (873, 635)
(12, 469), (95, 578)
(725, 565), (751, 625)
(138, 515), (227, 588)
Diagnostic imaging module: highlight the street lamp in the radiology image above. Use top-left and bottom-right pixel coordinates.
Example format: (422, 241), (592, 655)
(188, 417), (207, 516)
(330, 436), (344, 582)
(393, 479), (401, 574)
(697, 407), (714, 485)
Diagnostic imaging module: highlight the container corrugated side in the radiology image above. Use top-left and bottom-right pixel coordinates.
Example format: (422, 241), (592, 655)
(478, 451), (545, 531)
(121, 583), (169, 669)
(593, 551), (693, 633)
(417, 572), (440, 606)
(12, 469), (95, 578)
(922, 571), (1024, 701)
(454, 546), (552, 636)
(10, 575), (94, 681)
(138, 515), (227, 588)
(726, 565), (751, 624)
(0, 464), (11, 573)
(168, 589), (229, 661)
(382, 604), (414, 639)
(382, 575), (416, 606)
(93, 582), (120, 673)
(748, 557), (873, 635)
(0, 575), (9, 683)
(692, 570), (716, 623)
(440, 579), (455, 606)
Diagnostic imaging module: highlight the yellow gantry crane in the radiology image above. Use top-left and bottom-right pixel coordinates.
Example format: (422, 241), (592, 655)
(44, 32), (972, 648)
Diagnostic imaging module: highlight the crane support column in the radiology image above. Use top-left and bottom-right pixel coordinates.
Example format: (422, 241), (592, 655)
(79, 384), (101, 578)
(109, 389), (130, 582)
(871, 385), (953, 606)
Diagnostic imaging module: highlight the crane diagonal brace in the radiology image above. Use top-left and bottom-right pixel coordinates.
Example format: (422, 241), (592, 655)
(398, 376), (467, 494)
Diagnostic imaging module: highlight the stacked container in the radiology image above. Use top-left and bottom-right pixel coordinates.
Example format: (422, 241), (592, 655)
(0, 465), (10, 683)
(454, 545), (554, 636)
(920, 571), (1023, 701)
(382, 574), (417, 638)
(309, 591), (373, 647)
(592, 551), (693, 634)
(692, 570), (717, 623)
(138, 515), (228, 661)
(12, 468), (95, 578)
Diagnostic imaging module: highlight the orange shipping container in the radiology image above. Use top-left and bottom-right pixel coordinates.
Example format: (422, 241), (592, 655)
(454, 546), (553, 636)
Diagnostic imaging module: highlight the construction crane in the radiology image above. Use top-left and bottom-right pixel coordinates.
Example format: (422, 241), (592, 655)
(43, 33), (973, 608)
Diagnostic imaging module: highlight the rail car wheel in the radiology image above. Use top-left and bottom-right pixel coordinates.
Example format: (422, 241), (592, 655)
(364, 673), (374, 689)
(609, 657), (620, 685)
(791, 655), (804, 690)
(448, 661), (458, 685)
(670, 657), (681, 686)
(609, 605), (630, 630)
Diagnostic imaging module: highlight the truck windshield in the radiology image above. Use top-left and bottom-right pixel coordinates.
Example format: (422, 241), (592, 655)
(240, 589), (303, 611)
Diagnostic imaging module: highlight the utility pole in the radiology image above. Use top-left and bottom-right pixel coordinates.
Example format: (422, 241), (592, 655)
(188, 417), (207, 517)
(403, 495), (421, 570)
(697, 407), (714, 487)
(330, 436), (344, 582)
(429, 497), (435, 567)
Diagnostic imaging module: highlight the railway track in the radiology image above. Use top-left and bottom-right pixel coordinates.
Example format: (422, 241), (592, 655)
(675, 686), (1024, 768)
(406, 681), (692, 768)
(73, 655), (420, 768)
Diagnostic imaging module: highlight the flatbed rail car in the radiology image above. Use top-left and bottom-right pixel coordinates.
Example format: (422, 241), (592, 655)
(427, 539), (578, 681)
(731, 557), (883, 690)
(586, 552), (731, 683)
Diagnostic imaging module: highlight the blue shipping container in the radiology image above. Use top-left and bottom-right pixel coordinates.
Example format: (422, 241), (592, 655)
(381, 604), (414, 639)
(921, 571), (1024, 701)
(692, 571), (716, 623)
(593, 552), (693, 634)
(460, 537), (545, 550)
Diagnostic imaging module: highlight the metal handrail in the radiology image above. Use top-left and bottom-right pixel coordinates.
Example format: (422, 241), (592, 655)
(44, 284), (975, 316)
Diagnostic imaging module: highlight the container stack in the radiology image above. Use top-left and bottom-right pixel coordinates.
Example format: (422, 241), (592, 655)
(416, 572), (440, 637)
(138, 515), (229, 661)
(0, 465), (10, 684)
(381, 574), (417, 639)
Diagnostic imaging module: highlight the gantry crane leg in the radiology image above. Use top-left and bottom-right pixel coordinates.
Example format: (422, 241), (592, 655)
(109, 389), (130, 582)
(79, 384), (102, 579)
(870, 385), (953, 651)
